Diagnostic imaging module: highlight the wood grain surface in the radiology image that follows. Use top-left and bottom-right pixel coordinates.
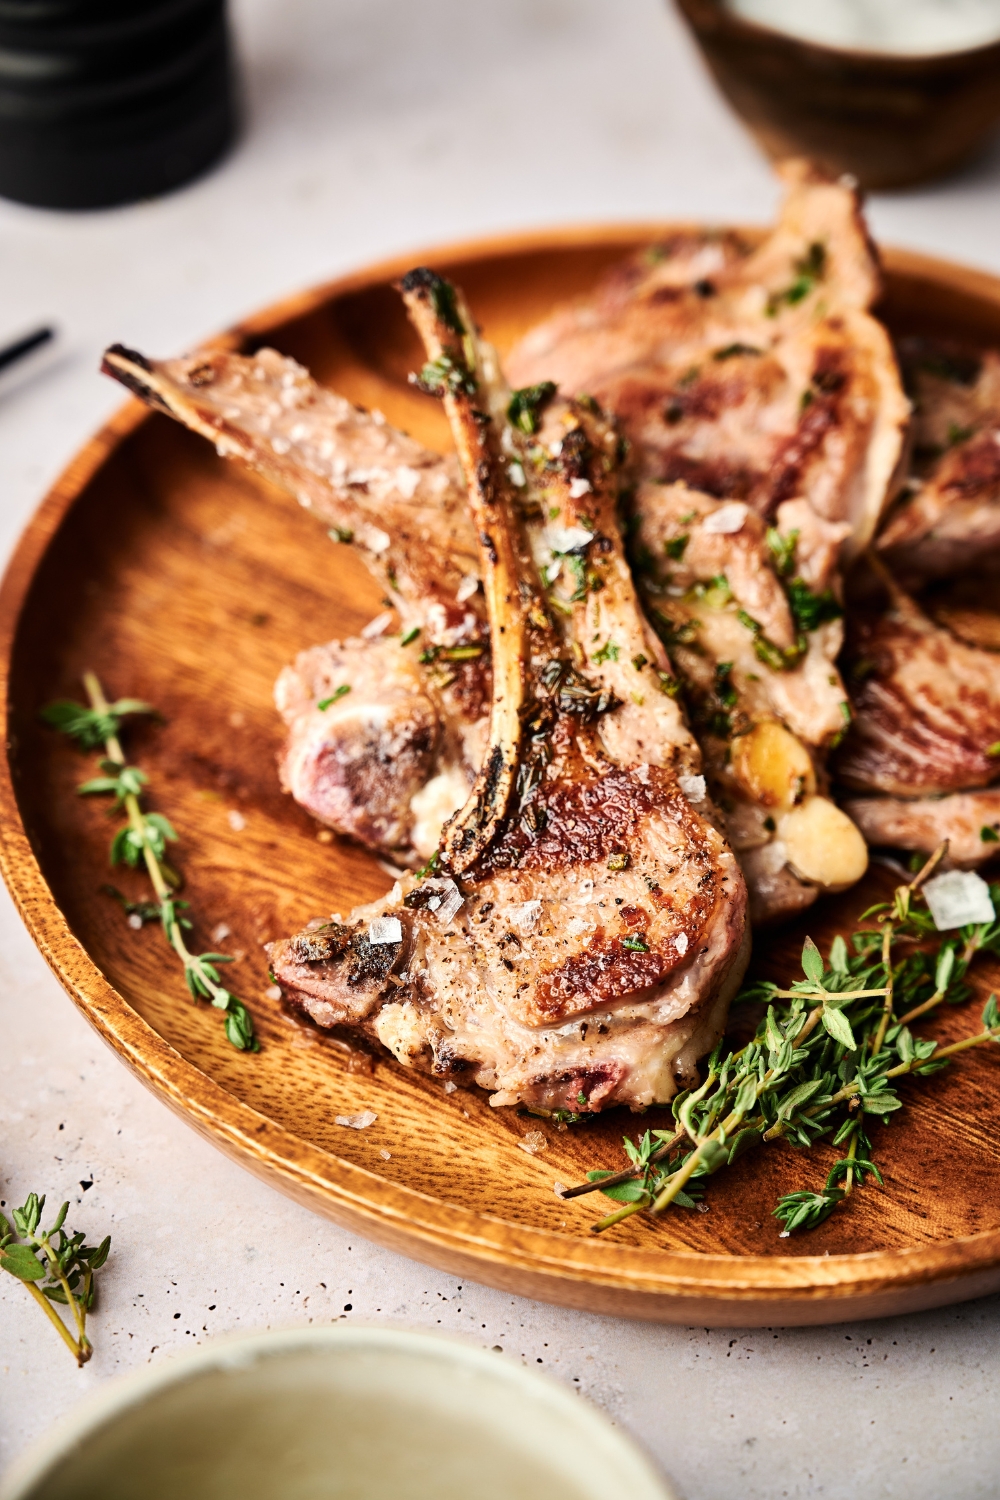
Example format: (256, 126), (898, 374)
(2, 227), (1000, 1326)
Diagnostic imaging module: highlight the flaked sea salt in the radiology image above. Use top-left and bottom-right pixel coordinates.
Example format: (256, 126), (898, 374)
(394, 466), (420, 499)
(363, 526), (391, 555)
(361, 610), (394, 640)
(335, 1111), (378, 1130)
(265, 984), (282, 1000)
(702, 502), (748, 535)
(923, 870), (995, 930)
(456, 574), (480, 604)
(379, 1148), (392, 1160)
(419, 877), (464, 925)
(679, 773), (707, 802)
(508, 898), (543, 932)
(675, 932), (690, 957)
(443, 1080), (458, 1094)
(127, 913), (143, 931)
(228, 810), (246, 833)
(553, 1182), (568, 1199)
(568, 477), (592, 499)
(368, 916), (403, 945)
(211, 922), (231, 944)
(518, 1131), (547, 1155)
(549, 524), (593, 555)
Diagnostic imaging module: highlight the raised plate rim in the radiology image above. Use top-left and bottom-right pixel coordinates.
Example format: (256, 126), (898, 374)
(3, 226), (1000, 1326)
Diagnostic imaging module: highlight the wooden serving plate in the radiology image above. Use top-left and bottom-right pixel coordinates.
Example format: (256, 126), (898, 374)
(3, 227), (1000, 1327)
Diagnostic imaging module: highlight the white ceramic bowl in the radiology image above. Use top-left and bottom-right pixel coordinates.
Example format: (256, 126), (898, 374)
(0, 1325), (675, 1500)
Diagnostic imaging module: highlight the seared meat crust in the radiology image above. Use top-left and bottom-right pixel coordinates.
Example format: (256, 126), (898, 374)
(878, 349), (1000, 585)
(836, 577), (1000, 797)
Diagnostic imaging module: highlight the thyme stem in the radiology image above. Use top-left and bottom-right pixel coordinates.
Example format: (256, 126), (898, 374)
(60, 673), (259, 1050)
(871, 922), (895, 1056)
(22, 1281), (88, 1364)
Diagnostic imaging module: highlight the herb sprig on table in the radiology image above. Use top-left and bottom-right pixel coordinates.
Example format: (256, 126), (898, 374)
(0, 1193), (109, 1365)
(42, 672), (259, 1052)
(568, 848), (1000, 1235)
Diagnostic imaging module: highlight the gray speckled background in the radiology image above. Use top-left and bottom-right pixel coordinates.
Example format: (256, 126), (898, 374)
(3, 4), (1000, 1495)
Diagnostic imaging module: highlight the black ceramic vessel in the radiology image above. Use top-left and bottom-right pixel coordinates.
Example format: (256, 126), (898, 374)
(0, 0), (237, 211)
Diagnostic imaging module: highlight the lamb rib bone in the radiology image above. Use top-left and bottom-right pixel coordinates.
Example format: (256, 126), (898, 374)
(268, 271), (749, 1113)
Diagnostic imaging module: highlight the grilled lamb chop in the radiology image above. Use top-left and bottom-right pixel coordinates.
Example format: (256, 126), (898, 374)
(836, 559), (1000, 867)
(102, 342), (490, 865)
(268, 271), (748, 1112)
(507, 159), (910, 559)
(631, 481), (866, 922)
(877, 344), (1000, 586)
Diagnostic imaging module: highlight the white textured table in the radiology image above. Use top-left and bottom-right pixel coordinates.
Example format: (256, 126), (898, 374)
(3, 4), (1000, 1496)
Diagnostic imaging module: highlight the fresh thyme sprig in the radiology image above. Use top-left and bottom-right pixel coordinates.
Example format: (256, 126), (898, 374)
(571, 847), (1000, 1235)
(42, 672), (259, 1052)
(0, 1193), (109, 1365)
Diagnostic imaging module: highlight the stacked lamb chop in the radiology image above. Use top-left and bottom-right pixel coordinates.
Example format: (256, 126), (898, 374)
(838, 342), (1000, 867)
(102, 159), (1000, 1110)
(263, 273), (751, 1112)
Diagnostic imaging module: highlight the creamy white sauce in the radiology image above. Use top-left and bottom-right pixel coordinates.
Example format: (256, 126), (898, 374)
(726, 0), (1000, 54)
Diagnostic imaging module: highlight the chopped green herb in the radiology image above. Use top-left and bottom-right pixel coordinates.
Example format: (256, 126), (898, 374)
(766, 242), (826, 315)
(621, 935), (649, 953)
(988, 743), (1000, 759)
(632, 653), (648, 671)
(507, 381), (557, 435)
(983, 826), (1000, 843)
(785, 577), (842, 635)
(664, 534), (689, 561)
(413, 353), (476, 398)
(318, 685), (351, 711)
(400, 626), (421, 646)
(713, 343), (762, 361)
(592, 639), (620, 665)
(737, 609), (802, 672)
(947, 422), (975, 447)
(694, 574), (733, 609)
(328, 526), (354, 544)
(429, 275), (465, 336)
(715, 661), (738, 710)
(608, 851), (630, 871)
(766, 527), (798, 577)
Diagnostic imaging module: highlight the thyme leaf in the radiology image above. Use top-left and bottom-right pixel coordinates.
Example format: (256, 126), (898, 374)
(573, 846), (1000, 1237)
(43, 672), (259, 1053)
(0, 1193), (110, 1364)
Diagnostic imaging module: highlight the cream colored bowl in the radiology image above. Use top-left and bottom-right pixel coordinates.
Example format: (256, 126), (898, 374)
(0, 1326), (675, 1500)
